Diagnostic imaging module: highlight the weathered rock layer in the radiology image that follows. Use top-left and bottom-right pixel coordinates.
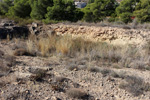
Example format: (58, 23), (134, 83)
(48, 24), (150, 45)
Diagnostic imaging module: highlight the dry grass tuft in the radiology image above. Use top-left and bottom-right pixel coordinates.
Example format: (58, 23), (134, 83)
(56, 35), (71, 55)
(26, 40), (34, 53)
(38, 36), (57, 56)
(20, 34), (150, 71)
(66, 88), (88, 99)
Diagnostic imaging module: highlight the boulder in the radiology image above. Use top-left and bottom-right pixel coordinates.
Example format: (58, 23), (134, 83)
(32, 22), (38, 28)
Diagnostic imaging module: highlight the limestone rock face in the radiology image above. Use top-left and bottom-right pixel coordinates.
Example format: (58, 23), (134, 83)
(48, 24), (150, 45)
(1, 19), (149, 46)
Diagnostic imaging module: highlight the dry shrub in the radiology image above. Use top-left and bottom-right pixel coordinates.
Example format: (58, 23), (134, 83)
(112, 63), (122, 69)
(99, 68), (111, 77)
(26, 40), (34, 53)
(36, 35), (98, 56)
(119, 42), (150, 70)
(38, 36), (57, 56)
(131, 18), (138, 29)
(28, 34), (37, 41)
(66, 88), (88, 99)
(129, 60), (146, 70)
(56, 35), (71, 55)
(24, 33), (150, 71)
(122, 26), (131, 29)
(110, 71), (126, 79)
(97, 43), (122, 63)
(87, 66), (100, 72)
(14, 48), (27, 56)
(119, 76), (150, 96)
(14, 48), (34, 56)
(70, 37), (97, 55)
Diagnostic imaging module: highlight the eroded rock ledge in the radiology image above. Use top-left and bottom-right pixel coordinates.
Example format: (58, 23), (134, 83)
(1, 19), (150, 46)
(49, 24), (150, 45)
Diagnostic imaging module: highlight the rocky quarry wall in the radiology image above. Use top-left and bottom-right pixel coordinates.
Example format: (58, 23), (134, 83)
(48, 24), (150, 46)
(1, 19), (150, 46)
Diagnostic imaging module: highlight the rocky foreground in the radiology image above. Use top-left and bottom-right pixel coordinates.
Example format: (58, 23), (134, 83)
(0, 39), (150, 100)
(0, 20), (150, 100)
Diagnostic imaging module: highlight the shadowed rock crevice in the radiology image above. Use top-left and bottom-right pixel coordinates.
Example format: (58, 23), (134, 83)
(0, 20), (29, 39)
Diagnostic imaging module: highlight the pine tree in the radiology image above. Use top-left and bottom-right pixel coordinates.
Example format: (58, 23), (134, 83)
(116, 0), (140, 23)
(134, 0), (150, 22)
(30, 0), (53, 20)
(46, 0), (83, 22)
(83, 0), (118, 22)
(0, 0), (13, 15)
(7, 0), (31, 18)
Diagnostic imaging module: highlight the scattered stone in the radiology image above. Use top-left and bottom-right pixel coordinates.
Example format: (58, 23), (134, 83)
(32, 22), (38, 28)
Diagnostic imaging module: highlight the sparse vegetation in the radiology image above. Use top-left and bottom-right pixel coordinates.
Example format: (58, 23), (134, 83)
(25, 34), (150, 72)
(99, 68), (111, 77)
(66, 88), (88, 99)
(119, 76), (150, 96)
(1, 13), (150, 99)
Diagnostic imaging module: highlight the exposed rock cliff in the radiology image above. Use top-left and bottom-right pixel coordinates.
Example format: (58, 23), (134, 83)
(49, 24), (150, 45)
